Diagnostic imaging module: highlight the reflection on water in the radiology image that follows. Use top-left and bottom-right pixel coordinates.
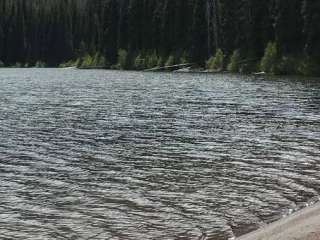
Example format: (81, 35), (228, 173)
(0, 68), (319, 240)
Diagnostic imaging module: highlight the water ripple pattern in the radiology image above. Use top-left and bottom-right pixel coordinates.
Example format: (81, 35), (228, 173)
(0, 68), (320, 240)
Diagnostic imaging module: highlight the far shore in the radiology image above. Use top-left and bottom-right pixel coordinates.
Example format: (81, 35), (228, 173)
(237, 200), (320, 240)
(2, 66), (320, 78)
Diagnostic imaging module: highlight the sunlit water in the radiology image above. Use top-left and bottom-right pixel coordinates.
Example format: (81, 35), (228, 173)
(0, 68), (320, 240)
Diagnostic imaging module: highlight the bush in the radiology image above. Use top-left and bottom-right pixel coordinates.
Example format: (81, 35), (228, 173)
(76, 58), (82, 68)
(117, 49), (129, 70)
(277, 56), (300, 75)
(146, 51), (159, 69)
(227, 49), (241, 72)
(179, 51), (189, 64)
(59, 59), (78, 68)
(92, 52), (106, 67)
(80, 54), (93, 68)
(298, 57), (320, 76)
(165, 55), (175, 67)
(0, 60), (4, 67)
(207, 49), (224, 71)
(35, 61), (47, 68)
(145, 51), (158, 69)
(260, 42), (278, 74)
(157, 56), (164, 67)
(134, 54), (146, 70)
(239, 62), (259, 74)
(15, 62), (23, 68)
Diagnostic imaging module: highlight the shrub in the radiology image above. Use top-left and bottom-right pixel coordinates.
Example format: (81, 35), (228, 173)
(157, 56), (164, 67)
(76, 58), (82, 68)
(239, 62), (259, 74)
(298, 57), (320, 76)
(92, 52), (106, 67)
(15, 62), (23, 68)
(91, 53), (100, 67)
(277, 56), (300, 75)
(227, 49), (241, 72)
(146, 51), (159, 69)
(35, 61), (47, 68)
(207, 49), (224, 71)
(80, 54), (93, 68)
(165, 55), (175, 67)
(0, 60), (4, 67)
(59, 59), (77, 68)
(98, 56), (106, 67)
(179, 51), (189, 64)
(260, 42), (278, 74)
(134, 54), (146, 70)
(117, 49), (129, 70)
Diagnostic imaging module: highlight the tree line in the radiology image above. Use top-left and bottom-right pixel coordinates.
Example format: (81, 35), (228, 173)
(0, 0), (319, 75)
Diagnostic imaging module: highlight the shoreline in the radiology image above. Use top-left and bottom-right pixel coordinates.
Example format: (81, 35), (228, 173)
(2, 67), (320, 78)
(237, 200), (320, 240)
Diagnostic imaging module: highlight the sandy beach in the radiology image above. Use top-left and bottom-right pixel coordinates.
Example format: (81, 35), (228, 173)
(237, 202), (320, 240)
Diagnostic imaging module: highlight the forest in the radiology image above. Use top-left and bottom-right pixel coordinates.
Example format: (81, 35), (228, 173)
(0, 0), (319, 75)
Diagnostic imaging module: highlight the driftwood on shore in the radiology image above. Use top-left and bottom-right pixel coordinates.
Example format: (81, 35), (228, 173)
(144, 63), (194, 72)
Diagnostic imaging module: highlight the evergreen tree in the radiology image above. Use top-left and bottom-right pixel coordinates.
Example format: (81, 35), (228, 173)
(0, 0), (317, 75)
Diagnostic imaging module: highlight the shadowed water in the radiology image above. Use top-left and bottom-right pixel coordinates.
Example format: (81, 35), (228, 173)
(0, 68), (319, 240)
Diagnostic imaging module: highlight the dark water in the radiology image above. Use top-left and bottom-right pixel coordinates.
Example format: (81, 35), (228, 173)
(0, 68), (320, 240)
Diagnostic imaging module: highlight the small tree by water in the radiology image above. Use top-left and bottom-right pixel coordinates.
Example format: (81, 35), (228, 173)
(277, 56), (300, 75)
(134, 54), (146, 70)
(15, 62), (23, 68)
(146, 51), (159, 69)
(207, 49), (224, 71)
(179, 51), (189, 64)
(298, 57), (320, 76)
(260, 42), (278, 74)
(157, 56), (164, 68)
(80, 54), (93, 68)
(227, 49), (241, 72)
(117, 49), (129, 70)
(165, 55), (175, 67)
(92, 53), (106, 67)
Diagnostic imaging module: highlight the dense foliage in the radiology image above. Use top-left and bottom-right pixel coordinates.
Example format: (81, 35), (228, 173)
(0, 0), (319, 74)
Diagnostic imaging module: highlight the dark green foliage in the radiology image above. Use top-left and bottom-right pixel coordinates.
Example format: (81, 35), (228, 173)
(277, 56), (300, 75)
(179, 51), (189, 64)
(14, 62), (22, 68)
(117, 49), (130, 70)
(0, 0), (318, 75)
(260, 42), (279, 74)
(146, 51), (159, 69)
(134, 53), (146, 70)
(59, 59), (79, 68)
(298, 57), (320, 76)
(227, 50), (241, 72)
(165, 56), (175, 67)
(301, 1), (320, 58)
(207, 49), (224, 71)
(35, 61), (47, 68)
(273, 0), (304, 55)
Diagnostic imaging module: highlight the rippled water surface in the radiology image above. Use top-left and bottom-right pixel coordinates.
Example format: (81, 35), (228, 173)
(0, 68), (320, 240)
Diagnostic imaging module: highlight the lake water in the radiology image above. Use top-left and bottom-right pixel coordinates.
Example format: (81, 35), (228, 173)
(0, 68), (320, 240)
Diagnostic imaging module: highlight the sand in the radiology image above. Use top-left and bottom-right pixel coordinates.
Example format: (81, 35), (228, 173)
(237, 202), (320, 240)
